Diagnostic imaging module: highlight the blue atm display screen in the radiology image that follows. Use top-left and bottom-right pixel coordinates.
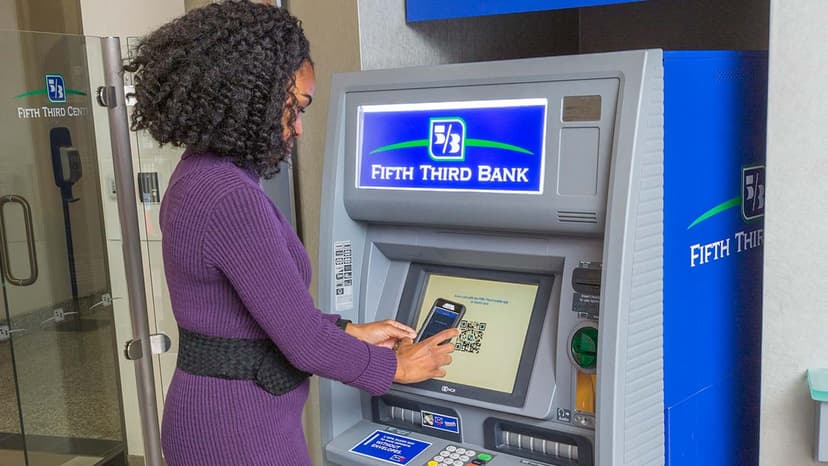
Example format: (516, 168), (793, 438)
(357, 99), (548, 194)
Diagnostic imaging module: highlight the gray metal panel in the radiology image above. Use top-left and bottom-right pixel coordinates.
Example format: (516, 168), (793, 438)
(559, 127), (601, 195)
(326, 420), (584, 466)
(595, 49), (664, 465)
(318, 74), (371, 446)
(341, 75), (620, 236)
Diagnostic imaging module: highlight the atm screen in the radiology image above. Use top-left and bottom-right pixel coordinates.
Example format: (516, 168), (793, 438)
(399, 264), (553, 406)
(414, 274), (537, 394)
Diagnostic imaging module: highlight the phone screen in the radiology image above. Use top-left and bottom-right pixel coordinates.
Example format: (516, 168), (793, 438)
(419, 305), (461, 342)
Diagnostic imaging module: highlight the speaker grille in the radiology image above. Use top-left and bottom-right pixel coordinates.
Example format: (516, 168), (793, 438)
(558, 210), (599, 224)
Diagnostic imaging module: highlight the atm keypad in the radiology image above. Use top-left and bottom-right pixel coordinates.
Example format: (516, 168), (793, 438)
(426, 445), (493, 466)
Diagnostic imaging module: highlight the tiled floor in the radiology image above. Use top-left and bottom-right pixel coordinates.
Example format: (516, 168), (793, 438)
(0, 449), (100, 466)
(1, 296), (125, 464)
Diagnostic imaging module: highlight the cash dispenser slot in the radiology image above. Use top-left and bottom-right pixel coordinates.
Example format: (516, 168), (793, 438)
(483, 418), (594, 466)
(372, 395), (462, 442)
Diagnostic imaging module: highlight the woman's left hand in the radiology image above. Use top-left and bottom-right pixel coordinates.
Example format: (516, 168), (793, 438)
(345, 320), (417, 349)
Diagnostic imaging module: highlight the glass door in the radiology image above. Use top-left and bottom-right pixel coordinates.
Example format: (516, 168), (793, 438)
(0, 298), (26, 465)
(0, 30), (129, 466)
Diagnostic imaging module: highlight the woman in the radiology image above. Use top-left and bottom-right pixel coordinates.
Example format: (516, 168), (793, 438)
(125, 2), (457, 465)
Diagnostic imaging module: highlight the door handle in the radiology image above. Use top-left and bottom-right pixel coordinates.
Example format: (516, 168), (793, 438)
(0, 324), (27, 343)
(0, 194), (38, 286)
(124, 333), (172, 360)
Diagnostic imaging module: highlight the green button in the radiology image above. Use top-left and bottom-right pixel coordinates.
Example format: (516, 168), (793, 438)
(570, 326), (598, 369)
(477, 453), (493, 461)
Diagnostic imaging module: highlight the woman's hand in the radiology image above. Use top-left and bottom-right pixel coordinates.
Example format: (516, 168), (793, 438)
(345, 319), (417, 349)
(393, 328), (459, 384)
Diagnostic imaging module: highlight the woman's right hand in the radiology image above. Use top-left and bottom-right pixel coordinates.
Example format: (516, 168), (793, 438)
(393, 328), (459, 384)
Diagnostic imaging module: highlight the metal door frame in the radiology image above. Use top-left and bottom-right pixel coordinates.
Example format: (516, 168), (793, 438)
(100, 37), (164, 466)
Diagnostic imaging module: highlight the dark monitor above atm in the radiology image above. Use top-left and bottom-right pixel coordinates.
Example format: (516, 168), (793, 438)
(395, 263), (554, 407)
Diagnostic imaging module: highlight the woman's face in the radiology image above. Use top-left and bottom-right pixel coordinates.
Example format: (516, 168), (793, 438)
(282, 60), (316, 145)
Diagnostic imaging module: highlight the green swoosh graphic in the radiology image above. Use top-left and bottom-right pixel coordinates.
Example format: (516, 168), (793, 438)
(467, 139), (533, 155)
(369, 139), (429, 154)
(15, 88), (87, 99)
(687, 196), (740, 230)
(369, 138), (533, 155)
(15, 89), (46, 98)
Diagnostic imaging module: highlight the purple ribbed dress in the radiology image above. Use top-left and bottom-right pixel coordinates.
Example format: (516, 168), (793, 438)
(159, 153), (397, 465)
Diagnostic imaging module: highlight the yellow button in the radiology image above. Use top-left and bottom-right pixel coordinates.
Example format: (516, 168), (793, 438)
(427, 461), (439, 466)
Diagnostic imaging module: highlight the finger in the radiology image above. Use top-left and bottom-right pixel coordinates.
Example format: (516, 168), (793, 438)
(386, 320), (417, 337)
(397, 337), (414, 348)
(424, 328), (460, 345)
(432, 368), (447, 378)
(435, 342), (456, 354)
(384, 324), (416, 340)
(376, 340), (396, 349)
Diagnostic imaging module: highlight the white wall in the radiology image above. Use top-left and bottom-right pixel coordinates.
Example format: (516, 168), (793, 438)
(761, 1), (828, 465)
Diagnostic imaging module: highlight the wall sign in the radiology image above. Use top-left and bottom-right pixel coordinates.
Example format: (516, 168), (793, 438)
(349, 431), (431, 465)
(357, 99), (547, 194)
(406, 0), (645, 22)
(14, 73), (90, 120)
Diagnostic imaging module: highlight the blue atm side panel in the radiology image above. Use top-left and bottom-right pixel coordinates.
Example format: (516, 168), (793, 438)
(663, 51), (767, 466)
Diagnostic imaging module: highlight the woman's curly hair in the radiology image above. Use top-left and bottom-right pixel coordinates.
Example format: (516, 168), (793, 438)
(124, 0), (311, 178)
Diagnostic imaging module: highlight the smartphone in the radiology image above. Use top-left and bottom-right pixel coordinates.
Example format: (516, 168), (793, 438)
(416, 298), (466, 344)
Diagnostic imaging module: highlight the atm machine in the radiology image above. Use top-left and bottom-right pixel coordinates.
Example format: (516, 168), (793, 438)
(317, 49), (766, 466)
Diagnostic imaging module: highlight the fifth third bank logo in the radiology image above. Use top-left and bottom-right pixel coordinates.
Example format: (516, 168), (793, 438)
(429, 117), (465, 161)
(742, 165), (765, 221)
(45, 74), (66, 103)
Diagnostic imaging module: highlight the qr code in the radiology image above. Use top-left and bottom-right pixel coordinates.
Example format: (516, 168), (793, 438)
(456, 320), (487, 354)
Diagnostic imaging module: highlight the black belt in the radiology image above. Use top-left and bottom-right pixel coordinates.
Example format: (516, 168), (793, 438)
(177, 327), (310, 396)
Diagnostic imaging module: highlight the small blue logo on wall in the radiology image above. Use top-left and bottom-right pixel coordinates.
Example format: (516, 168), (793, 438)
(429, 118), (465, 161)
(45, 74), (66, 103)
(742, 165), (765, 221)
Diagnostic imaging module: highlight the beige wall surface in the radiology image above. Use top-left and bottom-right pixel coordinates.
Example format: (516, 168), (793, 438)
(80, 0), (184, 37)
(184, 0), (212, 11)
(761, 1), (828, 465)
(285, 2), (362, 465)
(0, 1), (18, 30)
(0, 0), (83, 34)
